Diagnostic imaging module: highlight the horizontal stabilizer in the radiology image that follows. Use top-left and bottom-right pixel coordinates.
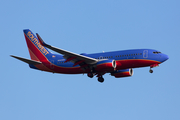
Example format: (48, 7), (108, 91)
(10, 55), (42, 65)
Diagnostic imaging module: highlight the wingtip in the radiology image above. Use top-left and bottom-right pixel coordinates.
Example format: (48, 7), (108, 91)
(10, 55), (15, 58)
(36, 33), (47, 46)
(10, 55), (20, 59)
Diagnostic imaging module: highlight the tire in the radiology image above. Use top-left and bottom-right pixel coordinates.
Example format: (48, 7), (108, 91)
(98, 77), (104, 83)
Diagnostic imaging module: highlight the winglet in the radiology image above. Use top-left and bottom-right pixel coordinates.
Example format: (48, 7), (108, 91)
(36, 33), (48, 46)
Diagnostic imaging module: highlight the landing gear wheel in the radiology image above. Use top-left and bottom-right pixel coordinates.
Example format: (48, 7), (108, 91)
(87, 73), (93, 78)
(149, 69), (153, 73)
(98, 76), (104, 83)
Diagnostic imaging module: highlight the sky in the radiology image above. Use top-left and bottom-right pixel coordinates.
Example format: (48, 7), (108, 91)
(1, 0), (180, 120)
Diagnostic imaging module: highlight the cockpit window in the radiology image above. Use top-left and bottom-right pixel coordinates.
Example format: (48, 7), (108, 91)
(153, 51), (161, 54)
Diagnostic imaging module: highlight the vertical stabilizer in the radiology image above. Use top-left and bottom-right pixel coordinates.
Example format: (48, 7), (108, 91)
(23, 29), (52, 62)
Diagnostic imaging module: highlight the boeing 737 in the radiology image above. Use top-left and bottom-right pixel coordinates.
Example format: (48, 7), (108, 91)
(11, 29), (169, 83)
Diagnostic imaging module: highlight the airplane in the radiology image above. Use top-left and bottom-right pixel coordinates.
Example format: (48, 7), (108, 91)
(11, 29), (169, 83)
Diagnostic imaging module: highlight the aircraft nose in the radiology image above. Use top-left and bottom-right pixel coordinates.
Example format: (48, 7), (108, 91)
(161, 54), (169, 62)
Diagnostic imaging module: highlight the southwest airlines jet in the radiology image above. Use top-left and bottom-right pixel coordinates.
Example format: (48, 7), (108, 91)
(11, 29), (169, 83)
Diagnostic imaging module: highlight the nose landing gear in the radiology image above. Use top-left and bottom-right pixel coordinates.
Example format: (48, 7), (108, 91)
(149, 68), (153, 73)
(149, 64), (159, 73)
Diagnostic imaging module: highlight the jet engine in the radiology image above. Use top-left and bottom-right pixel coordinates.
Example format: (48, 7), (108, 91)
(111, 68), (133, 78)
(95, 59), (116, 72)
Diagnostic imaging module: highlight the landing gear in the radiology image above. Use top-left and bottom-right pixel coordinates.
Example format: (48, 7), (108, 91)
(88, 71), (105, 83)
(149, 64), (159, 73)
(98, 76), (104, 83)
(87, 72), (94, 78)
(149, 68), (153, 73)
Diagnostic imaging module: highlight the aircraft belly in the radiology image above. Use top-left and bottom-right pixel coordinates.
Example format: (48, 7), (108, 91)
(116, 59), (161, 70)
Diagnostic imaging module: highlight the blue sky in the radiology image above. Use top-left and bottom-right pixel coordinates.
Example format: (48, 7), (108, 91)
(1, 0), (180, 120)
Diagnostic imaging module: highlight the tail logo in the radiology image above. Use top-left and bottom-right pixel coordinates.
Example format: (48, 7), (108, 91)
(27, 31), (49, 55)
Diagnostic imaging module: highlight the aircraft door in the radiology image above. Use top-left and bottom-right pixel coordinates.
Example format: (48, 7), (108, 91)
(143, 50), (148, 58)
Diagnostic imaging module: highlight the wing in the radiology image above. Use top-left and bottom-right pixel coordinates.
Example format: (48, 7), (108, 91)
(36, 33), (98, 66)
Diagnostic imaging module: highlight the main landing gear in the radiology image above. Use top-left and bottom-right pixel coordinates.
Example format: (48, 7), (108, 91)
(98, 76), (104, 83)
(87, 72), (94, 78)
(87, 72), (105, 83)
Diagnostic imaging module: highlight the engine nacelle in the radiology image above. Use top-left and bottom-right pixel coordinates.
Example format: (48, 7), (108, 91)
(111, 68), (133, 78)
(95, 59), (116, 72)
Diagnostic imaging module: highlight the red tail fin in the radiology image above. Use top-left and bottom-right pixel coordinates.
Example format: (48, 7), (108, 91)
(23, 29), (52, 62)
